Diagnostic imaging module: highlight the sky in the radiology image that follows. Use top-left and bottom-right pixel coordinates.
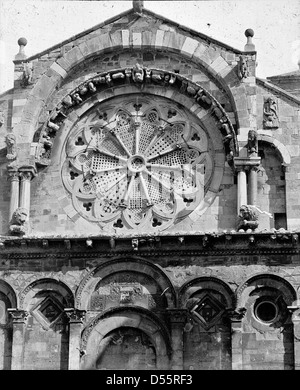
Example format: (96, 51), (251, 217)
(0, 0), (299, 93)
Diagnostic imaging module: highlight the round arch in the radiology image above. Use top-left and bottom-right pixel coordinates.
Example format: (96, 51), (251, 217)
(0, 279), (18, 308)
(75, 257), (176, 310)
(178, 276), (235, 309)
(236, 272), (297, 308)
(19, 278), (74, 310)
(80, 306), (171, 370)
(257, 133), (291, 166)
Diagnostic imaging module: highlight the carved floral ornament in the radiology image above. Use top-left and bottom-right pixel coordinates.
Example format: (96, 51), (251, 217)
(35, 65), (237, 232)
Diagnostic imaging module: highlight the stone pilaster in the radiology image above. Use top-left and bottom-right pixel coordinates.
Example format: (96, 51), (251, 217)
(7, 309), (29, 370)
(288, 306), (300, 370)
(64, 308), (86, 370)
(167, 309), (188, 370)
(226, 308), (246, 370)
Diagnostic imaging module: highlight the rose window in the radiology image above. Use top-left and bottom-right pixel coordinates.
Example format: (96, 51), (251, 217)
(62, 95), (215, 231)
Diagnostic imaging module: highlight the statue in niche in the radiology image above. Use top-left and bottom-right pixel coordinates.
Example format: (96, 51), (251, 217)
(237, 205), (259, 231)
(132, 63), (144, 83)
(9, 207), (28, 235)
(5, 133), (17, 160)
(21, 62), (33, 87)
(238, 55), (248, 79)
(247, 129), (258, 156)
(263, 97), (279, 128)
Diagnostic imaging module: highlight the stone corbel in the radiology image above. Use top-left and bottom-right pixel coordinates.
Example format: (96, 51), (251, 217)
(64, 308), (86, 324)
(7, 308), (29, 323)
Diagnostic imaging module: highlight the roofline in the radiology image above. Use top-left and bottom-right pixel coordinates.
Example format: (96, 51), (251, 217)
(256, 77), (300, 105)
(13, 6), (252, 64)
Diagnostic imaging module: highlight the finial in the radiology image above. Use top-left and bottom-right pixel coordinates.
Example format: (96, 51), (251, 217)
(15, 37), (28, 60)
(244, 28), (255, 51)
(133, 0), (144, 14)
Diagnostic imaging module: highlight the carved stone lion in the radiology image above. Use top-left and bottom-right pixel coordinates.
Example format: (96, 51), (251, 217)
(9, 207), (28, 235)
(237, 205), (259, 231)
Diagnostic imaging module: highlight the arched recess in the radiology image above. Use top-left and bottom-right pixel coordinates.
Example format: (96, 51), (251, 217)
(0, 279), (17, 370)
(18, 278), (74, 370)
(178, 277), (234, 370)
(236, 273), (296, 370)
(257, 134), (290, 229)
(75, 258), (176, 310)
(16, 29), (241, 150)
(80, 306), (172, 370)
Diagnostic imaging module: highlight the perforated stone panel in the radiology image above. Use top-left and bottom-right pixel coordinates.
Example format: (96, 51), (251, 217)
(62, 94), (215, 232)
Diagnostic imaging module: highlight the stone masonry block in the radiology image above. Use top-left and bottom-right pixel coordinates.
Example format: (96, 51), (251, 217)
(210, 56), (229, 74)
(56, 56), (72, 72)
(33, 75), (57, 101)
(142, 30), (153, 47)
(168, 32), (185, 52)
(109, 31), (122, 49)
(132, 32), (142, 48)
(50, 62), (68, 79)
(121, 30), (130, 48)
(155, 30), (165, 49)
(181, 37), (199, 58)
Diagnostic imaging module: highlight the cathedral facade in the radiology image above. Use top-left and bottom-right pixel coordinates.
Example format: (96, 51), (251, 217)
(0, 2), (300, 370)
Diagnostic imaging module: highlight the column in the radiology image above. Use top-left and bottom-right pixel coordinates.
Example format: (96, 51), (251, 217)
(288, 306), (300, 370)
(19, 168), (35, 212)
(167, 309), (187, 370)
(226, 308), (246, 370)
(7, 168), (19, 221)
(64, 308), (86, 370)
(236, 168), (247, 212)
(7, 309), (29, 370)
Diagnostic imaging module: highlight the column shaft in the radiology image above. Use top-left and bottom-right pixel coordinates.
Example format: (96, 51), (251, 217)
(248, 168), (257, 205)
(237, 169), (247, 212)
(19, 172), (32, 211)
(8, 171), (19, 220)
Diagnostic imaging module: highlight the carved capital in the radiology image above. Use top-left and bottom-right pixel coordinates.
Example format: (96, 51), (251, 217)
(7, 309), (29, 323)
(19, 171), (33, 182)
(7, 169), (20, 182)
(64, 308), (86, 323)
(167, 309), (188, 324)
(226, 307), (247, 322)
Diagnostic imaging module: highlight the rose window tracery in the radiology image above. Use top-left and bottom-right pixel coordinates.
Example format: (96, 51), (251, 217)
(62, 95), (215, 231)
